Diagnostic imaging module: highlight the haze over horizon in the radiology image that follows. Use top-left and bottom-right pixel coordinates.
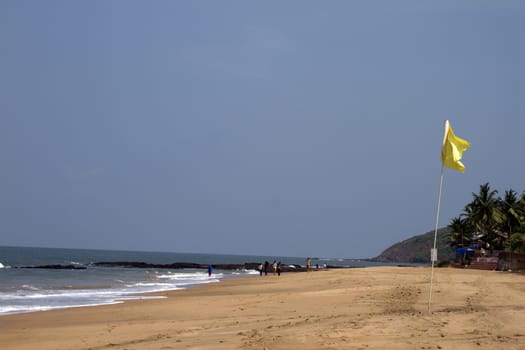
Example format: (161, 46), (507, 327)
(1, 1), (524, 259)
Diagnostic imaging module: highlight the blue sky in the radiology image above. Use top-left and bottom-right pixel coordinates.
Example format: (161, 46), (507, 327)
(1, 1), (524, 258)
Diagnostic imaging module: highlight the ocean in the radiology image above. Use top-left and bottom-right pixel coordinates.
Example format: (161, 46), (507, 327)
(0, 246), (387, 316)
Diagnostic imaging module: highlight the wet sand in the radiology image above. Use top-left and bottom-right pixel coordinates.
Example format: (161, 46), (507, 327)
(1, 266), (524, 349)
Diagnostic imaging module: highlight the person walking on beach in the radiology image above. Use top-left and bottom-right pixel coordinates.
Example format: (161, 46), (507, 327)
(306, 257), (311, 272)
(264, 261), (269, 276)
(208, 264), (213, 277)
(277, 261), (282, 276)
(272, 261), (277, 275)
(258, 263), (263, 276)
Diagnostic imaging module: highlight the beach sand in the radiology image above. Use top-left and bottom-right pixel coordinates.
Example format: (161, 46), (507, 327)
(1, 266), (524, 350)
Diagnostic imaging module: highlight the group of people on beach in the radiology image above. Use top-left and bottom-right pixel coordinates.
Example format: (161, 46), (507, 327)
(258, 260), (282, 276)
(257, 257), (315, 276)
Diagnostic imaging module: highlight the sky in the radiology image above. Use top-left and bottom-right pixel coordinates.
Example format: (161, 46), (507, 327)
(1, 1), (524, 259)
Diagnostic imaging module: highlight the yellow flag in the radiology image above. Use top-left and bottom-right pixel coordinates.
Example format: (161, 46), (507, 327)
(441, 120), (470, 172)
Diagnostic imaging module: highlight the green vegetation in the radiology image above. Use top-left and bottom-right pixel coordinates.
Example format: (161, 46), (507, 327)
(447, 183), (525, 253)
(374, 183), (525, 264)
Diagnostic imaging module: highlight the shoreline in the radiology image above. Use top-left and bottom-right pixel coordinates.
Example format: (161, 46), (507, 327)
(0, 265), (390, 318)
(0, 269), (253, 317)
(1, 266), (524, 349)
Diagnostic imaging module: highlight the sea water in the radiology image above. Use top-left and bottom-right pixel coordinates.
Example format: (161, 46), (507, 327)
(0, 246), (386, 316)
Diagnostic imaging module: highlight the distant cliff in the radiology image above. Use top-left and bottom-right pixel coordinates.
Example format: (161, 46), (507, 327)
(372, 227), (454, 263)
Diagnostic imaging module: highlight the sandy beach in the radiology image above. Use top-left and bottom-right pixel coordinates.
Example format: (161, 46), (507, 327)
(1, 266), (524, 350)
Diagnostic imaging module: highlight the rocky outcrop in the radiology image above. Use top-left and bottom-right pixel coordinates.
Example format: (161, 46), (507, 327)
(94, 261), (205, 269)
(19, 264), (87, 270)
(15, 261), (315, 272)
(93, 261), (308, 272)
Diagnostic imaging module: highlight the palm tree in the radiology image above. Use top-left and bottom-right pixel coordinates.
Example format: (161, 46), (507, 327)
(504, 191), (525, 253)
(518, 191), (525, 232)
(505, 233), (525, 253)
(464, 183), (504, 250)
(499, 189), (522, 236)
(448, 216), (471, 248)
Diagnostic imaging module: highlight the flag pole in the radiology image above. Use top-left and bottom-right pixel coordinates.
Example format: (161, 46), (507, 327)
(428, 164), (444, 312)
(428, 120), (449, 313)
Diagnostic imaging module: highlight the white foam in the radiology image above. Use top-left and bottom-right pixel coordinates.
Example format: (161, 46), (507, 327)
(0, 301), (124, 316)
(130, 282), (174, 288)
(21, 284), (41, 291)
(0, 266), (256, 316)
(156, 271), (224, 282)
